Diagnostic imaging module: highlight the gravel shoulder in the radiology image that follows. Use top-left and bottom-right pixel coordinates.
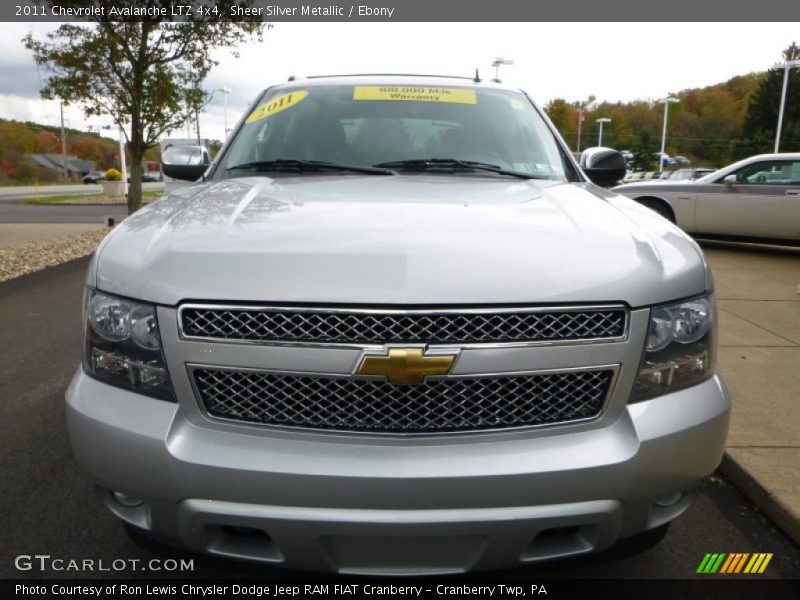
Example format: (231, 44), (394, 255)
(0, 226), (110, 282)
(0, 223), (108, 249)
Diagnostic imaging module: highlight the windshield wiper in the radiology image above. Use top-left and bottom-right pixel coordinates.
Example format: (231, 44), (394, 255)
(227, 159), (396, 176)
(373, 158), (546, 180)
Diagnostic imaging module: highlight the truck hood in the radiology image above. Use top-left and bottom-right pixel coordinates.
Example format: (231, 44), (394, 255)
(93, 175), (708, 307)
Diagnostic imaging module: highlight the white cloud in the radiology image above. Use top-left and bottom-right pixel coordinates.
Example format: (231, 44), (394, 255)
(2, 21), (798, 142)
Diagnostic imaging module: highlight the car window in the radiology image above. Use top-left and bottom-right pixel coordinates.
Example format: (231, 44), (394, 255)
(729, 160), (800, 185)
(219, 84), (576, 181)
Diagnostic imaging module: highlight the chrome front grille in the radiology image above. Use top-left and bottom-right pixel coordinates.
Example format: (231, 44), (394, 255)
(192, 368), (614, 433)
(180, 306), (627, 345)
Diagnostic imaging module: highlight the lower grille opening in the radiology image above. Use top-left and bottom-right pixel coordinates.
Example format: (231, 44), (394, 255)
(192, 368), (613, 433)
(320, 534), (485, 575)
(203, 524), (282, 562)
(522, 524), (600, 561)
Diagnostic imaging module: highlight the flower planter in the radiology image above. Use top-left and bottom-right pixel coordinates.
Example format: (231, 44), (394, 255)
(100, 181), (125, 199)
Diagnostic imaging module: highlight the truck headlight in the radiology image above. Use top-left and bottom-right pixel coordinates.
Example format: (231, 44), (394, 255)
(631, 294), (716, 403)
(82, 288), (174, 401)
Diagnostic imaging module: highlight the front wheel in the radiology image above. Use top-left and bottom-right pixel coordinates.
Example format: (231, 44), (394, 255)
(638, 199), (675, 223)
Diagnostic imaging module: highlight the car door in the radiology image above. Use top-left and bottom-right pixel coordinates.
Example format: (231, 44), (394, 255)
(694, 159), (800, 240)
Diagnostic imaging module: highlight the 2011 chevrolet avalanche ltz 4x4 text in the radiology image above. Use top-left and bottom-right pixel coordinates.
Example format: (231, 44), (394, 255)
(66, 75), (730, 574)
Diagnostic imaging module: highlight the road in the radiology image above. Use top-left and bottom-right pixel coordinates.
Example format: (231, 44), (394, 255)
(1, 258), (799, 585)
(0, 201), (130, 223)
(0, 183), (164, 223)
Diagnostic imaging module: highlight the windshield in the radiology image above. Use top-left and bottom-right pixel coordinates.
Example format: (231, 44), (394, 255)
(217, 84), (576, 181)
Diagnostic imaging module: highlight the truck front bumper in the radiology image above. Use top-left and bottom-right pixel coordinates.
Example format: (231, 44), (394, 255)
(66, 369), (730, 574)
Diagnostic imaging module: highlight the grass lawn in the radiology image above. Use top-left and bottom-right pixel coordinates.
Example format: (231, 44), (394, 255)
(0, 181), (70, 187)
(22, 189), (164, 205)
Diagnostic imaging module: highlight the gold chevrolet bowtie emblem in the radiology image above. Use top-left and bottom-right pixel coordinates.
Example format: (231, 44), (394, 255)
(356, 348), (457, 384)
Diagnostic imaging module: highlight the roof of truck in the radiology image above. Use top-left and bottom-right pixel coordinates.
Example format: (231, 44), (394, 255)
(269, 73), (522, 92)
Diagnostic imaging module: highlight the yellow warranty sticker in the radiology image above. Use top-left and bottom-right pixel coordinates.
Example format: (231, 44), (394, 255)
(353, 86), (477, 105)
(246, 91), (308, 123)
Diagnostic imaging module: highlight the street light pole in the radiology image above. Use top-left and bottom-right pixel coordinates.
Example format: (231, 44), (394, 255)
(491, 57), (514, 81)
(658, 96), (679, 172)
(774, 60), (800, 153)
(596, 117), (611, 146)
(218, 86), (232, 138)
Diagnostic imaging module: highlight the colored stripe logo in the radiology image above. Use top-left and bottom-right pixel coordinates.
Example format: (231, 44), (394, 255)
(697, 553), (773, 574)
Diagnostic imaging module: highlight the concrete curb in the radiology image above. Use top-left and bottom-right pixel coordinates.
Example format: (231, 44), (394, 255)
(719, 451), (800, 545)
(19, 200), (153, 206)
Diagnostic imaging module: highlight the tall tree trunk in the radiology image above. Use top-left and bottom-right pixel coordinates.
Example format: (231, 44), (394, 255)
(127, 105), (144, 214)
(127, 31), (146, 216)
(127, 144), (144, 214)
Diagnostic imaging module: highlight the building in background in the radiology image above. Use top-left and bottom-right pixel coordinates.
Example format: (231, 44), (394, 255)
(25, 153), (94, 181)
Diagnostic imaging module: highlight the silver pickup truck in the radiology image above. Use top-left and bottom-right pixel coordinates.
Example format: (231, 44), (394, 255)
(66, 75), (730, 574)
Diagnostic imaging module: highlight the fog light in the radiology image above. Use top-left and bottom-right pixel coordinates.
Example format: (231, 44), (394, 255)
(92, 348), (167, 387)
(655, 492), (683, 507)
(112, 491), (144, 507)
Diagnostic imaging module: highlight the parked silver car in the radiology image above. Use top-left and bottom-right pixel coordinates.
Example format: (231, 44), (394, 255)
(664, 168), (715, 181)
(613, 153), (800, 244)
(66, 75), (729, 574)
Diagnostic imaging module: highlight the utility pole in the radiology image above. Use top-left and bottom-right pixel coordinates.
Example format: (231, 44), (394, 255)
(658, 96), (680, 172)
(60, 102), (68, 181)
(218, 86), (231, 138)
(119, 126), (128, 197)
(576, 99), (598, 153)
(195, 107), (201, 147)
(774, 60), (800, 152)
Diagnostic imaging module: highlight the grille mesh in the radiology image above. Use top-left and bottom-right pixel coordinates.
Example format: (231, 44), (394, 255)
(193, 368), (613, 433)
(181, 307), (626, 345)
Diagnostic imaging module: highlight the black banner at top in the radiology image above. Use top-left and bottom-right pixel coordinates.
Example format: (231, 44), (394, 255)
(5, 0), (800, 22)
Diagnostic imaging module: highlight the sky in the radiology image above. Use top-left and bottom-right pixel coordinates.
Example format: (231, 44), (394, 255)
(0, 22), (798, 142)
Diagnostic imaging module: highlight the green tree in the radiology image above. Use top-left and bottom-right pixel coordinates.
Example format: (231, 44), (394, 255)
(629, 130), (657, 171)
(25, 5), (262, 213)
(208, 139), (224, 159)
(543, 98), (574, 138)
(743, 42), (800, 152)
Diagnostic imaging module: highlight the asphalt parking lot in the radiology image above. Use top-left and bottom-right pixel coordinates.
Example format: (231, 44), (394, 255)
(1, 249), (799, 582)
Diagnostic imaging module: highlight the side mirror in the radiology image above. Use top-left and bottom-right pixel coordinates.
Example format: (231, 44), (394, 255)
(723, 174), (736, 190)
(161, 145), (210, 182)
(580, 147), (627, 187)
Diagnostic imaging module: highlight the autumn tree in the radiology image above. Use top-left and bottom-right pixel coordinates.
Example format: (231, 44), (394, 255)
(744, 42), (800, 152)
(33, 130), (60, 154)
(71, 136), (104, 164)
(0, 121), (36, 164)
(25, 5), (263, 213)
